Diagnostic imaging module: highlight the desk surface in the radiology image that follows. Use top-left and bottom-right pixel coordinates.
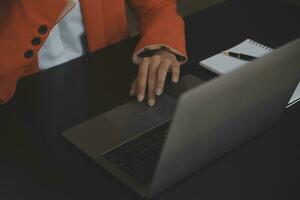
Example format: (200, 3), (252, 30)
(1, 0), (300, 199)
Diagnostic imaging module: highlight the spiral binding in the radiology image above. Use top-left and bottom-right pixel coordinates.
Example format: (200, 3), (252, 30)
(248, 39), (272, 51)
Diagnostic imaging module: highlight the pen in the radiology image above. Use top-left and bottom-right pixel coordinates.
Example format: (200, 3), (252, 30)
(223, 51), (258, 61)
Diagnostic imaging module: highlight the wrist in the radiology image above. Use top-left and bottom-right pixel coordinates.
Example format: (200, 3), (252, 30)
(138, 47), (184, 62)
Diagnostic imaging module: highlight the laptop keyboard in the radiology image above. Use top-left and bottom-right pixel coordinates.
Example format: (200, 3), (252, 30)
(98, 122), (171, 185)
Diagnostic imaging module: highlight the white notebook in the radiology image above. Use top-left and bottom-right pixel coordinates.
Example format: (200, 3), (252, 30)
(199, 39), (300, 107)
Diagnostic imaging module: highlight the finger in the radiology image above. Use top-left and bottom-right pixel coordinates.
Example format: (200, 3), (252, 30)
(148, 55), (161, 106)
(130, 78), (137, 96)
(136, 58), (150, 102)
(171, 60), (180, 83)
(155, 59), (172, 96)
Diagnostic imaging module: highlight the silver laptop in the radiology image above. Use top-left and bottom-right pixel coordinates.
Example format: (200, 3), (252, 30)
(63, 38), (300, 198)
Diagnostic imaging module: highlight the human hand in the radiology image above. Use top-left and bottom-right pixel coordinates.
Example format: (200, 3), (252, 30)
(130, 49), (180, 106)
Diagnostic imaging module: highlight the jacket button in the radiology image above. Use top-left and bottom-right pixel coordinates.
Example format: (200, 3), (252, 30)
(38, 25), (48, 35)
(32, 37), (41, 46)
(24, 50), (34, 59)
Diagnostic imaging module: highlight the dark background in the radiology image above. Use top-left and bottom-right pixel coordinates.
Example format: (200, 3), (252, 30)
(1, 0), (300, 199)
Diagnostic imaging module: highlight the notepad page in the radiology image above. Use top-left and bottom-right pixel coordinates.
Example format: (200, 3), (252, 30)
(199, 39), (300, 107)
(199, 39), (273, 74)
(288, 83), (300, 107)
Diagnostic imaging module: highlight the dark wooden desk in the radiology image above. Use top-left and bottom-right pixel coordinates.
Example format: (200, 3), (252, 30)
(1, 0), (299, 199)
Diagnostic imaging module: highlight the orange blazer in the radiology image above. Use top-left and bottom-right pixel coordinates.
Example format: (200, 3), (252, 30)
(0, 0), (187, 104)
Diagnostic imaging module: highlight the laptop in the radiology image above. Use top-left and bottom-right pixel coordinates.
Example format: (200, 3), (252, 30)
(63, 38), (300, 198)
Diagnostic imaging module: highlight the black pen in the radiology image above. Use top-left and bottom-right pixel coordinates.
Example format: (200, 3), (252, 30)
(223, 51), (258, 61)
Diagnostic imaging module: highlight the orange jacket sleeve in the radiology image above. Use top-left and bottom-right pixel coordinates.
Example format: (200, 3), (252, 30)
(0, 0), (70, 104)
(127, 0), (188, 64)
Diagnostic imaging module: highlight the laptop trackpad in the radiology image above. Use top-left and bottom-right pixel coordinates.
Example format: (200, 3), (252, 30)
(102, 94), (177, 139)
(101, 74), (205, 138)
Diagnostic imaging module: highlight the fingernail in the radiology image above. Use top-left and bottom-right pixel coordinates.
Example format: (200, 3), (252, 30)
(173, 77), (179, 83)
(137, 94), (144, 102)
(148, 99), (155, 106)
(156, 88), (163, 96)
(130, 89), (134, 96)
